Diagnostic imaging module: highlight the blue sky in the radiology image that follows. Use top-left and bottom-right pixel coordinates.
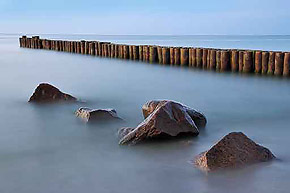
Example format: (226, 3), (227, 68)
(0, 0), (290, 35)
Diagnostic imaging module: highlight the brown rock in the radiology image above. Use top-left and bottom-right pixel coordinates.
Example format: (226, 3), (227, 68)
(194, 132), (275, 171)
(142, 100), (207, 129)
(75, 108), (122, 122)
(119, 101), (203, 145)
(29, 83), (76, 102)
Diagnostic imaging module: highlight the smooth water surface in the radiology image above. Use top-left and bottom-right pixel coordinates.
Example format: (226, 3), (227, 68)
(0, 35), (290, 193)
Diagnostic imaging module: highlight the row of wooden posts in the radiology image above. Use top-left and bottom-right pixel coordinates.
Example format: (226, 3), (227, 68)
(19, 36), (290, 76)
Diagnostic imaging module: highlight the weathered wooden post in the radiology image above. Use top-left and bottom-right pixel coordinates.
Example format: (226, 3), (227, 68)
(267, 51), (275, 75)
(174, 47), (180, 65)
(209, 50), (216, 70)
(261, 51), (269, 74)
(132, 45), (139, 60)
(67, 41), (71, 52)
(180, 48), (189, 66)
(188, 48), (192, 66)
(67, 41), (70, 52)
(157, 46), (163, 64)
(110, 43), (115, 58)
(144, 46), (149, 62)
(123, 45), (129, 59)
(283, 52), (290, 77)
(88, 42), (92, 55)
(119, 45), (123, 58)
(94, 42), (98, 56)
(221, 50), (230, 72)
(23, 36), (28, 47)
(85, 41), (90, 54)
(71, 41), (75, 53)
(19, 37), (22, 47)
(57, 40), (61, 51)
(243, 51), (253, 73)
(231, 50), (239, 72)
(255, 51), (262, 74)
(39, 39), (43, 49)
(196, 48), (203, 68)
(139, 46), (143, 61)
(51, 39), (54, 50)
(192, 48), (197, 67)
(104, 43), (109, 57)
(26, 38), (29, 48)
(128, 45), (132, 60)
(202, 49), (208, 69)
(149, 46), (158, 63)
(41, 39), (46, 49)
(113, 44), (117, 58)
(97, 42), (102, 56)
(274, 52), (284, 76)
(101, 44), (105, 57)
(80, 41), (85, 54)
(142, 46), (146, 61)
(110, 44), (114, 58)
(62, 41), (66, 51)
(19, 36), (23, 47)
(209, 50), (214, 69)
(216, 50), (221, 72)
(106, 44), (109, 57)
(162, 47), (170, 65)
(70, 41), (73, 52)
(73, 41), (76, 53)
(91, 42), (96, 55)
(44, 40), (48, 50)
(170, 47), (175, 65)
(76, 42), (80, 54)
(238, 51), (244, 72)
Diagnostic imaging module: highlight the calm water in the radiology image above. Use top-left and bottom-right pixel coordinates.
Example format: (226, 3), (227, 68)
(0, 35), (290, 193)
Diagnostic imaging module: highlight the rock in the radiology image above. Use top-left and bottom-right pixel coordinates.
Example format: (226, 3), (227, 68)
(118, 127), (134, 139)
(142, 100), (207, 129)
(194, 132), (275, 171)
(75, 107), (122, 122)
(119, 101), (201, 145)
(29, 83), (76, 102)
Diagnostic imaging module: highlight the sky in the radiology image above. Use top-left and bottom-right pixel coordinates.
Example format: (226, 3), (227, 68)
(0, 0), (290, 35)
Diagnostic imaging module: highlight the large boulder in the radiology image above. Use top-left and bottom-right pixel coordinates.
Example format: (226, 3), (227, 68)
(142, 100), (207, 129)
(75, 107), (122, 122)
(119, 101), (204, 145)
(29, 83), (76, 102)
(194, 132), (275, 171)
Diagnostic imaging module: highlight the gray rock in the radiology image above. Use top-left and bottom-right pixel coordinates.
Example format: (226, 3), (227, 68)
(75, 107), (122, 122)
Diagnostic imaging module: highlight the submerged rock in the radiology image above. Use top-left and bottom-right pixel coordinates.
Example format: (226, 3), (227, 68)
(194, 132), (275, 171)
(75, 107), (122, 122)
(118, 127), (134, 139)
(29, 83), (76, 102)
(142, 100), (207, 129)
(119, 100), (205, 145)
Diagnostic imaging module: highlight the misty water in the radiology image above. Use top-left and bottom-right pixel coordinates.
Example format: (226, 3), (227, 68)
(1, 34), (290, 193)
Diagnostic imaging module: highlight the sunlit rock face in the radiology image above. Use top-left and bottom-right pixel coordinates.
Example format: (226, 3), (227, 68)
(29, 83), (76, 103)
(142, 100), (207, 129)
(119, 100), (206, 145)
(75, 108), (122, 122)
(194, 132), (275, 172)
